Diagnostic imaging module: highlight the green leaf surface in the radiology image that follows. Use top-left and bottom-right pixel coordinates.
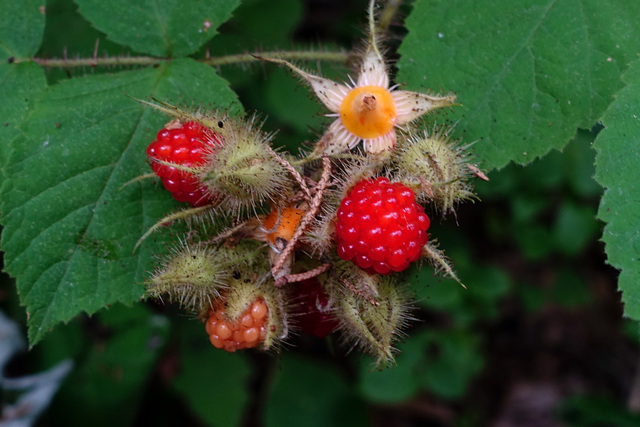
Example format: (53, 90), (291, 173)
(0, 0), (45, 60)
(74, 0), (240, 57)
(172, 318), (250, 427)
(266, 355), (368, 427)
(594, 57), (640, 320)
(0, 59), (239, 344)
(399, 0), (640, 170)
(0, 62), (47, 174)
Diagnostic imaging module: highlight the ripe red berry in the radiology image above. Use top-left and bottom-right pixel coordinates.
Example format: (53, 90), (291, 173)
(146, 120), (222, 206)
(291, 278), (339, 338)
(335, 177), (430, 274)
(205, 298), (269, 352)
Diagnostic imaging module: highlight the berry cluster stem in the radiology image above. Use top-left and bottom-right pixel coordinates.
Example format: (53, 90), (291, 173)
(272, 156), (332, 285)
(276, 263), (332, 286)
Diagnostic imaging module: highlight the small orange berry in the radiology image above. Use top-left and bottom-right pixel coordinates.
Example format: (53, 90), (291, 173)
(205, 298), (269, 352)
(263, 206), (304, 253)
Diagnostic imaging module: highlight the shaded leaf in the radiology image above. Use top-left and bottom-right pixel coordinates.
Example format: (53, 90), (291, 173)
(0, 59), (239, 344)
(417, 330), (483, 399)
(357, 335), (424, 403)
(266, 355), (368, 427)
(594, 57), (640, 320)
(208, 0), (303, 52)
(75, 0), (240, 57)
(40, 0), (115, 55)
(399, 0), (640, 170)
(172, 319), (251, 427)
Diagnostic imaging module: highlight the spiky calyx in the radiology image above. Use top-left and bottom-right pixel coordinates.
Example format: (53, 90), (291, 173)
(329, 268), (410, 367)
(392, 129), (475, 214)
(197, 116), (292, 211)
(145, 240), (266, 313)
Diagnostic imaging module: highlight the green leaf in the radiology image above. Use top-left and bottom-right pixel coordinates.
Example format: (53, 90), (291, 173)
(74, 0), (240, 57)
(172, 318), (251, 427)
(399, 0), (640, 170)
(594, 57), (640, 320)
(0, 62), (47, 174)
(266, 355), (368, 427)
(0, 0), (45, 60)
(0, 59), (239, 345)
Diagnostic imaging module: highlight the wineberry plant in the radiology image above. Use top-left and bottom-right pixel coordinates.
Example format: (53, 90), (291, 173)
(1, 0), (639, 425)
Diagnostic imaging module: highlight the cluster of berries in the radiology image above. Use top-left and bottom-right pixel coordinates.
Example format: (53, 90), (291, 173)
(142, 1), (482, 367)
(206, 298), (269, 352)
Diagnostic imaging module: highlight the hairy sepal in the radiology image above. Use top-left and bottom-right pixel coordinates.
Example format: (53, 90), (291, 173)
(145, 240), (266, 313)
(328, 261), (410, 368)
(392, 128), (475, 214)
(199, 115), (292, 211)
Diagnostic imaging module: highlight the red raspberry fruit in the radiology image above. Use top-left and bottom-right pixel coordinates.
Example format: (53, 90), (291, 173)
(291, 278), (339, 338)
(335, 177), (430, 274)
(146, 120), (221, 206)
(205, 298), (269, 352)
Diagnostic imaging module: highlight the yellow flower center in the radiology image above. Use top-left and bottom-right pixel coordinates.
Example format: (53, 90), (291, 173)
(339, 85), (397, 139)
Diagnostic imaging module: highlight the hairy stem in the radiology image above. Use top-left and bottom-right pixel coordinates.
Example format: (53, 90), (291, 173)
(16, 49), (350, 69)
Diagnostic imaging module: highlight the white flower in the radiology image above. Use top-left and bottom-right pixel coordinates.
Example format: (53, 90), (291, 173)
(266, 28), (456, 154)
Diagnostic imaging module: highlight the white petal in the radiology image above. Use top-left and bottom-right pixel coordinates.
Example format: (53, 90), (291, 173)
(363, 131), (396, 154)
(392, 90), (457, 124)
(357, 49), (389, 88)
(307, 76), (351, 113)
(262, 57), (349, 112)
(322, 120), (361, 154)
